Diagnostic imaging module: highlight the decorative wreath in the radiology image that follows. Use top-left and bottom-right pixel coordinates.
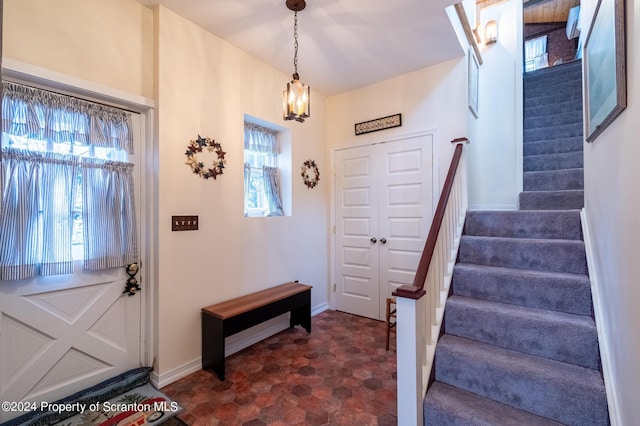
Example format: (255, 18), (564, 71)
(185, 135), (226, 180)
(301, 159), (320, 189)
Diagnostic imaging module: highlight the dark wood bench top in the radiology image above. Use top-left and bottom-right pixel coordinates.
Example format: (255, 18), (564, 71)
(202, 282), (312, 320)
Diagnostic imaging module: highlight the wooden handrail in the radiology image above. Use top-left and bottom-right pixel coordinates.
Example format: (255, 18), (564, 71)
(393, 138), (468, 300)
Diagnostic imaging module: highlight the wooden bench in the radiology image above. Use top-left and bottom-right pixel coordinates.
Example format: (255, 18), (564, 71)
(201, 281), (312, 380)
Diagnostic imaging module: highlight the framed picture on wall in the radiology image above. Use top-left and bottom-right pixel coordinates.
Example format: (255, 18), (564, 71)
(468, 48), (479, 118)
(583, 0), (626, 142)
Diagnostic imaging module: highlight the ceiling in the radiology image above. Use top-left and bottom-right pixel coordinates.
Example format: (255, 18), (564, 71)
(524, 0), (580, 24)
(135, 0), (463, 96)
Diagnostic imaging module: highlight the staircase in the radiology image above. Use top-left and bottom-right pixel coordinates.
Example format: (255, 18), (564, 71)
(423, 61), (610, 425)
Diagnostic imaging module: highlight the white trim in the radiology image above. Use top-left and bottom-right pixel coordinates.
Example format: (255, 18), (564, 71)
(1, 58), (155, 112)
(581, 209), (620, 426)
(152, 303), (330, 388)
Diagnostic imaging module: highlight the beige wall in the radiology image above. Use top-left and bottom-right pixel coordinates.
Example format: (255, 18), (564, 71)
(326, 57), (468, 189)
(581, 0), (640, 423)
(3, 0), (154, 99)
(3, 0), (330, 380)
(154, 6), (329, 375)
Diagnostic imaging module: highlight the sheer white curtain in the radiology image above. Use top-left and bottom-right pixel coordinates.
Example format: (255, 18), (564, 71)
(525, 35), (549, 72)
(0, 81), (138, 280)
(244, 122), (283, 217)
(263, 166), (284, 216)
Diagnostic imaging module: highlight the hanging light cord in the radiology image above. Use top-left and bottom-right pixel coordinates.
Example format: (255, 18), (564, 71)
(293, 11), (299, 78)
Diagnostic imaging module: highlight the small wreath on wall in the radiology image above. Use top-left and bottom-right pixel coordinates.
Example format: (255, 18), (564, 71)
(185, 135), (226, 180)
(301, 159), (320, 189)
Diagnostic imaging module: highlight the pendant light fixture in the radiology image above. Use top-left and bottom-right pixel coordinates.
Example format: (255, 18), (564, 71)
(283, 0), (310, 123)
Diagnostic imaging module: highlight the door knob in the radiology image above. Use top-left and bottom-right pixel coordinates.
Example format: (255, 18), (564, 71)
(380, 238), (387, 244)
(370, 237), (377, 243)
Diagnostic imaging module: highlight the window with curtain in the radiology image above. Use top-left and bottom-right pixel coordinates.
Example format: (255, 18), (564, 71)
(525, 35), (549, 72)
(244, 122), (284, 217)
(0, 81), (138, 280)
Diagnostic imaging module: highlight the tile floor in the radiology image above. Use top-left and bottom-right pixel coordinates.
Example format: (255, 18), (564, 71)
(162, 310), (397, 426)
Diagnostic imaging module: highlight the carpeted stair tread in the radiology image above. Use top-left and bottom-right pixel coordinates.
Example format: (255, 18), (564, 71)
(444, 295), (600, 369)
(524, 136), (583, 156)
(459, 235), (587, 275)
(524, 61), (582, 83)
(424, 382), (563, 426)
(519, 190), (584, 210)
(525, 91), (582, 109)
(524, 110), (584, 130)
(452, 263), (592, 316)
(524, 168), (584, 191)
(434, 335), (609, 426)
(524, 151), (583, 172)
(464, 210), (582, 240)
(524, 122), (583, 142)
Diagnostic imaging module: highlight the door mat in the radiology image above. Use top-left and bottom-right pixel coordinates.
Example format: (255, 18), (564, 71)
(56, 384), (182, 426)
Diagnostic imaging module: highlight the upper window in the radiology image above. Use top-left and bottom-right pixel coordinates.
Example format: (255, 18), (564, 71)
(525, 35), (549, 72)
(0, 81), (138, 280)
(244, 122), (284, 217)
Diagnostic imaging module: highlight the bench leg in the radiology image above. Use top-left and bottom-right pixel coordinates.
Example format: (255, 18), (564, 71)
(290, 301), (311, 333)
(202, 314), (226, 380)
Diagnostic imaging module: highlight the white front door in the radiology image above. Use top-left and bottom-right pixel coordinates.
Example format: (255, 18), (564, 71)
(335, 134), (434, 320)
(0, 115), (143, 422)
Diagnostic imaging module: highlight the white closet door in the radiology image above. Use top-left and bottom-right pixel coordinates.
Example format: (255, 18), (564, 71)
(334, 134), (433, 320)
(335, 144), (381, 319)
(378, 135), (433, 317)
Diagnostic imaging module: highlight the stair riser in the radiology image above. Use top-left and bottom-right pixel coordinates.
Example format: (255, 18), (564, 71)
(459, 236), (587, 275)
(435, 340), (609, 425)
(525, 79), (582, 100)
(525, 91), (582, 109)
(524, 111), (584, 130)
(524, 61), (582, 81)
(525, 100), (583, 119)
(524, 123), (583, 142)
(445, 298), (600, 369)
(524, 169), (584, 191)
(524, 151), (583, 172)
(464, 211), (582, 240)
(524, 137), (583, 156)
(452, 264), (592, 315)
(519, 190), (584, 210)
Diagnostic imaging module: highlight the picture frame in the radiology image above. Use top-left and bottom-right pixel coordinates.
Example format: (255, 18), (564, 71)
(583, 0), (626, 142)
(468, 48), (479, 118)
(354, 114), (402, 136)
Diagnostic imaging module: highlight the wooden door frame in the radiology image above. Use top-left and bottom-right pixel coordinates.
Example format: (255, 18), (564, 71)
(1, 58), (157, 371)
(330, 129), (439, 315)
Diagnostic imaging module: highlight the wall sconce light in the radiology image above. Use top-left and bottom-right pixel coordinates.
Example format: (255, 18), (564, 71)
(484, 20), (498, 45)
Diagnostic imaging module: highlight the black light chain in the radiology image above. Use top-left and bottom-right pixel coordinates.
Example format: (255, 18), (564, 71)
(293, 11), (299, 76)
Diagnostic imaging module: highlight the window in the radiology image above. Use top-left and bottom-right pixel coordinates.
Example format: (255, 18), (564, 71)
(244, 122), (284, 217)
(525, 35), (549, 72)
(0, 81), (137, 280)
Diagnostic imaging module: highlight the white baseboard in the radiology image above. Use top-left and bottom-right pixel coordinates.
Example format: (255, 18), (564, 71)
(153, 302), (330, 389)
(581, 209), (620, 426)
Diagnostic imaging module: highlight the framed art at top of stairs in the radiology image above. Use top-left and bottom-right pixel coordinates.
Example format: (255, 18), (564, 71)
(583, 0), (626, 142)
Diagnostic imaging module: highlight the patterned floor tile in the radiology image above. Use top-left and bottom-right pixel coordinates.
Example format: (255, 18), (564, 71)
(163, 310), (397, 425)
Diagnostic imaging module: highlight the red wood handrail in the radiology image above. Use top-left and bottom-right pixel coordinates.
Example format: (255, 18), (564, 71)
(393, 138), (468, 300)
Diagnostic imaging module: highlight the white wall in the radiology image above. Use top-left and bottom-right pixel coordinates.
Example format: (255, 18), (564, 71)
(468, 0), (523, 210)
(580, 0), (640, 423)
(326, 57), (468, 189)
(155, 6), (329, 377)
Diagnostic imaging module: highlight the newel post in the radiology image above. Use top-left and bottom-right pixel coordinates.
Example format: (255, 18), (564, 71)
(394, 285), (426, 426)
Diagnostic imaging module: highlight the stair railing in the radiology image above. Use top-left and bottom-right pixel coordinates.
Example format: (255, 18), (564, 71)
(393, 138), (469, 425)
